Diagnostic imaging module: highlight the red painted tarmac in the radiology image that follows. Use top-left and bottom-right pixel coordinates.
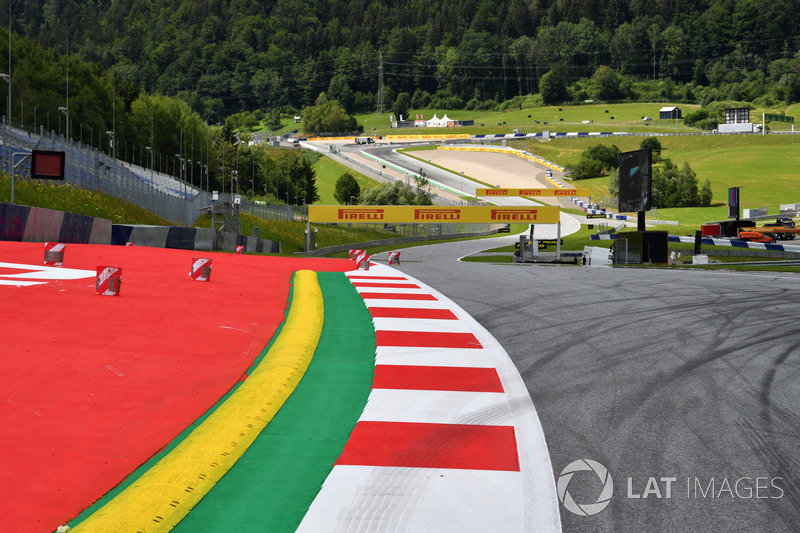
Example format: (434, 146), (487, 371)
(0, 241), (349, 533)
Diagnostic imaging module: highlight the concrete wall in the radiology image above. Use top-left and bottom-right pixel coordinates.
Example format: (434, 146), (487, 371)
(112, 224), (280, 253)
(0, 202), (280, 253)
(0, 202), (111, 244)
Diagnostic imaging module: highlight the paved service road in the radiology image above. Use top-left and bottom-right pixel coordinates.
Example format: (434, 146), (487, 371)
(387, 238), (800, 533)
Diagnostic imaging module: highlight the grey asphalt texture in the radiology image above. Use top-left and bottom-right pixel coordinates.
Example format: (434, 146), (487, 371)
(389, 238), (800, 533)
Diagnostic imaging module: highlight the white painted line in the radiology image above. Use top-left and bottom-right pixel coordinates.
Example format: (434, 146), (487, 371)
(348, 278), (416, 285)
(0, 280), (47, 287)
(360, 389), (512, 426)
(0, 262), (95, 280)
(372, 317), (472, 333)
(353, 286), (429, 295)
(297, 465), (523, 533)
(376, 346), (494, 368)
(362, 299), (450, 310)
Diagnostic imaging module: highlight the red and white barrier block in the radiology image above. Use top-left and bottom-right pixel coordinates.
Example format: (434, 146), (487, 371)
(356, 253), (371, 271)
(190, 257), (213, 281)
(95, 266), (122, 296)
(43, 242), (65, 266)
(348, 249), (365, 260)
(235, 245), (245, 255)
(388, 250), (401, 265)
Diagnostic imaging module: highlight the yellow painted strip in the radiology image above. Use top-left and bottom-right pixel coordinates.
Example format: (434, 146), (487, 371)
(71, 270), (324, 532)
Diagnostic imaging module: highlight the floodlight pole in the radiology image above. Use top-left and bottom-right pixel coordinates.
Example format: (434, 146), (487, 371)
(59, 106), (69, 139)
(10, 151), (30, 205)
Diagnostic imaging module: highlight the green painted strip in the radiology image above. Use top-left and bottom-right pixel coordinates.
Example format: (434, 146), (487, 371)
(71, 271), (324, 531)
(66, 277), (300, 528)
(172, 272), (376, 532)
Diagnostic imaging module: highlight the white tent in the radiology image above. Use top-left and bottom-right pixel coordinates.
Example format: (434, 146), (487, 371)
(428, 113), (455, 128)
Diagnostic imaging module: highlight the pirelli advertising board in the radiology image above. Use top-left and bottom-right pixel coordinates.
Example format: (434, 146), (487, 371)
(475, 188), (590, 197)
(309, 205), (560, 224)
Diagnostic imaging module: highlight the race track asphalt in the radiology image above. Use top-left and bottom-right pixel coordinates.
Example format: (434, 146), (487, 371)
(385, 238), (800, 533)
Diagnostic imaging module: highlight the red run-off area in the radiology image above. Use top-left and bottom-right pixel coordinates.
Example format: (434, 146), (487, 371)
(0, 241), (350, 533)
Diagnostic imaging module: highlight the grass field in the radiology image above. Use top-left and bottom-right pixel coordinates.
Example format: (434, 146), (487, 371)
(311, 156), (379, 205)
(355, 102), (706, 137)
(510, 133), (800, 225)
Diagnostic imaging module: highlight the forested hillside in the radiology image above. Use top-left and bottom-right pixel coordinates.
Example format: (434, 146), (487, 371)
(2, 0), (799, 201)
(9, 0), (800, 120)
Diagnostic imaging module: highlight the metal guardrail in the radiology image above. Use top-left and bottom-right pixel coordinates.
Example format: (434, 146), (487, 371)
(1, 123), (307, 226)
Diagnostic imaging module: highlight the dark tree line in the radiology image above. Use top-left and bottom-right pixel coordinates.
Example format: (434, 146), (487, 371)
(6, 0), (800, 119)
(0, 1), (797, 203)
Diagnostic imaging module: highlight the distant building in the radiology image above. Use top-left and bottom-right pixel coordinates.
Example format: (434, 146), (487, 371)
(659, 106), (682, 120)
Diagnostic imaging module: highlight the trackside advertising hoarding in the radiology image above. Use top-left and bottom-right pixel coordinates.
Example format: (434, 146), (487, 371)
(309, 205), (561, 224)
(475, 188), (590, 197)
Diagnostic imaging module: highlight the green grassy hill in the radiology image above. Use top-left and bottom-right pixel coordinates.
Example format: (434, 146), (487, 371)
(515, 133), (800, 224)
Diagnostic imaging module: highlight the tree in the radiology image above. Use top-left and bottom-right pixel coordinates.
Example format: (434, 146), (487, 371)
(334, 173), (361, 205)
(639, 137), (663, 160)
(359, 179), (433, 206)
(569, 144), (620, 179)
(651, 159), (703, 208)
(275, 151), (319, 205)
(608, 168), (619, 197)
(328, 74), (355, 113)
(591, 66), (622, 101)
(570, 158), (606, 180)
(675, 162), (700, 207)
(264, 109), (282, 131)
(700, 178), (713, 207)
(301, 92), (352, 135)
(393, 92), (412, 121)
(539, 63), (569, 104)
(584, 144), (620, 169)
(411, 89), (431, 110)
